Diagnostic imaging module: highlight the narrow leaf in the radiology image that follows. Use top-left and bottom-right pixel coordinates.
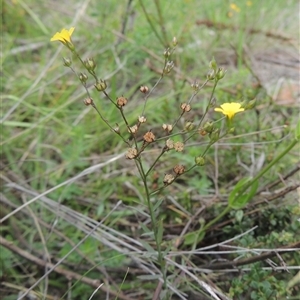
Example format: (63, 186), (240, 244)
(228, 177), (250, 206)
(153, 198), (164, 212)
(139, 239), (156, 253)
(157, 219), (163, 245)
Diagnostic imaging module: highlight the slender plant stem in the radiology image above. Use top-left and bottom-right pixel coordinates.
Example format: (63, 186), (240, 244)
(142, 75), (164, 116)
(154, 0), (169, 47)
(139, 0), (166, 47)
(185, 78), (219, 143)
(135, 159), (167, 288)
(145, 148), (166, 177)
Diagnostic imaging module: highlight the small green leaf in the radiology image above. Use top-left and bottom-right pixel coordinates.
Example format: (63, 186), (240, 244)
(184, 232), (197, 245)
(235, 210), (244, 222)
(229, 177), (251, 205)
(184, 230), (205, 246)
(231, 194), (248, 209)
(96, 203), (104, 217)
(247, 179), (259, 200)
(229, 177), (258, 209)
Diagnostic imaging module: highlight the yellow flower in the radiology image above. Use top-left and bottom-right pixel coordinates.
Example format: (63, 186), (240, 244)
(214, 102), (244, 119)
(230, 3), (240, 12)
(50, 27), (75, 45)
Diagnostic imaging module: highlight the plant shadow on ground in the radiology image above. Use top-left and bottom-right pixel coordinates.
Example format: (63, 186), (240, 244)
(1, 0), (300, 299)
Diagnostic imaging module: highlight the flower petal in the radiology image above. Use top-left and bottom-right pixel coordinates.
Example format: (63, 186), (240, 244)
(214, 102), (244, 119)
(214, 108), (224, 113)
(50, 27), (75, 44)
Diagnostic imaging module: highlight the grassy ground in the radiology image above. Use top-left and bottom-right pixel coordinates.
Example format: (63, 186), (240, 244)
(1, 0), (300, 299)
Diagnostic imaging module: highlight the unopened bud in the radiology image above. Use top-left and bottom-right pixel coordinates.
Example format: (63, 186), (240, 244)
(164, 48), (171, 58)
(185, 121), (194, 131)
(125, 148), (138, 159)
(209, 58), (217, 71)
(164, 61), (174, 74)
(195, 156), (205, 166)
(173, 164), (185, 175)
(128, 124), (138, 134)
(207, 71), (215, 81)
(94, 79), (107, 92)
(191, 81), (200, 91)
(199, 217), (205, 225)
(241, 99), (247, 108)
(79, 72), (88, 84)
(172, 37), (178, 47)
(228, 127), (235, 134)
(174, 141), (184, 152)
(83, 98), (93, 106)
(210, 97), (216, 108)
(163, 174), (175, 185)
(113, 123), (120, 133)
(165, 139), (174, 150)
(162, 124), (173, 133)
(138, 116), (147, 123)
(203, 122), (214, 133)
(209, 129), (220, 142)
(116, 96), (128, 107)
(245, 99), (256, 110)
(216, 68), (226, 80)
(140, 86), (149, 93)
(63, 57), (72, 67)
(143, 131), (155, 143)
(84, 57), (96, 71)
(199, 129), (207, 136)
(181, 103), (191, 112)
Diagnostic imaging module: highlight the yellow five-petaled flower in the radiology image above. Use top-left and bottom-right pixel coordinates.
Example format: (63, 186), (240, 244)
(214, 102), (244, 120)
(50, 27), (75, 47)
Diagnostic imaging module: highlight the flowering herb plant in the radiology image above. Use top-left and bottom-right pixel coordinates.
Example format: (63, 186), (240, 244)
(49, 26), (300, 298)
